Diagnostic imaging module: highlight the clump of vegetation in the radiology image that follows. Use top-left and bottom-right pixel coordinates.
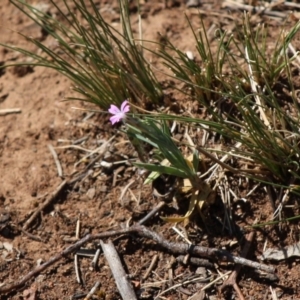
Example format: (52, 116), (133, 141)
(2, 0), (300, 228)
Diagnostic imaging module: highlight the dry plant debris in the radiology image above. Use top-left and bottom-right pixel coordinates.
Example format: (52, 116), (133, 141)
(1, 0), (300, 299)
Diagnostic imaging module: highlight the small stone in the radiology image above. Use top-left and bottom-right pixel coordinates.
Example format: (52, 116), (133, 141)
(99, 186), (108, 192)
(186, 0), (201, 8)
(36, 274), (46, 283)
(3, 242), (13, 252)
(86, 188), (96, 200)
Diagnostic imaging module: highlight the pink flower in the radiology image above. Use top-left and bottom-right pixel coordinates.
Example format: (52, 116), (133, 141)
(108, 100), (130, 125)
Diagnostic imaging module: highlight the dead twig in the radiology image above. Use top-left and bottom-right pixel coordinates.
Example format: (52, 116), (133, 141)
(157, 272), (220, 299)
(113, 166), (126, 187)
(100, 240), (137, 300)
(72, 135), (89, 145)
(74, 136), (115, 168)
(222, 0), (287, 19)
(23, 170), (94, 231)
(48, 144), (63, 177)
(76, 216), (81, 240)
(142, 254), (158, 281)
(71, 170), (93, 187)
(0, 108), (21, 115)
(220, 231), (255, 300)
(91, 248), (101, 270)
(74, 254), (82, 284)
(0, 225), (275, 294)
(22, 180), (68, 231)
(10, 223), (43, 242)
(84, 281), (100, 300)
(138, 201), (165, 225)
(176, 255), (214, 269)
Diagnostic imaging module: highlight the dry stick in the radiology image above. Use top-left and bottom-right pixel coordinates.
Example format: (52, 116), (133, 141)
(285, 2), (300, 9)
(84, 281), (100, 300)
(195, 9), (237, 21)
(72, 135), (89, 145)
(48, 144), (63, 177)
(71, 170), (93, 188)
(76, 217), (81, 239)
(112, 166), (125, 187)
(22, 138), (112, 231)
(196, 146), (268, 178)
(0, 225), (275, 294)
(221, 1), (287, 19)
(91, 248), (101, 270)
(0, 226), (133, 294)
(74, 216), (82, 284)
(138, 201), (165, 225)
(74, 254), (82, 284)
(142, 254), (158, 281)
(74, 136), (115, 168)
(131, 226), (274, 274)
(100, 240), (137, 300)
(0, 108), (21, 115)
(22, 180), (68, 231)
(81, 153), (103, 172)
(220, 231), (255, 300)
(23, 170), (92, 231)
(10, 223), (43, 242)
(176, 255), (214, 269)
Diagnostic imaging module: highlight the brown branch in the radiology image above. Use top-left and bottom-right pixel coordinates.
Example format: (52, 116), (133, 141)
(220, 231), (255, 300)
(0, 226), (134, 294)
(0, 225), (275, 295)
(135, 225), (274, 273)
(100, 240), (137, 300)
(222, 0), (287, 19)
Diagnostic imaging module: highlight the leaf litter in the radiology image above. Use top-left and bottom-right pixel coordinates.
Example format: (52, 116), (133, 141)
(1, 0), (300, 299)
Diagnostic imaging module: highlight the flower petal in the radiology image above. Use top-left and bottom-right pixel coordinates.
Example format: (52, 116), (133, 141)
(108, 104), (121, 115)
(123, 104), (130, 113)
(108, 101), (129, 125)
(121, 100), (130, 113)
(109, 115), (122, 125)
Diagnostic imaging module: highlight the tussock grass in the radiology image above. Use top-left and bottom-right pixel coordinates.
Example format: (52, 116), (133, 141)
(2, 0), (300, 226)
(2, 0), (162, 109)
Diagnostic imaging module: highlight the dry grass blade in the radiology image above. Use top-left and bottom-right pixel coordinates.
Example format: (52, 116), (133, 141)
(48, 144), (63, 177)
(245, 47), (270, 128)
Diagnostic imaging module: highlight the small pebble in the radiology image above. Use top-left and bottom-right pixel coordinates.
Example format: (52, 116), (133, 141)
(186, 0), (201, 8)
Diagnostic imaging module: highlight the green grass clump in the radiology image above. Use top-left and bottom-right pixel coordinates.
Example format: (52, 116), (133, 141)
(2, 0), (162, 109)
(153, 13), (300, 189)
(2, 0), (300, 224)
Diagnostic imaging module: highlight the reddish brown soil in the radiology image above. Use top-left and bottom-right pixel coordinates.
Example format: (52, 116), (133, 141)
(1, 0), (300, 299)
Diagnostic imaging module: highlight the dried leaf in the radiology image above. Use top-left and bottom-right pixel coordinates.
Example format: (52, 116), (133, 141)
(261, 242), (300, 261)
(162, 190), (198, 223)
(3, 242), (13, 252)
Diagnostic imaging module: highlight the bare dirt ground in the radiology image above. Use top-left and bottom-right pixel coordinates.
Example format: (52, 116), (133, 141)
(1, 0), (300, 299)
